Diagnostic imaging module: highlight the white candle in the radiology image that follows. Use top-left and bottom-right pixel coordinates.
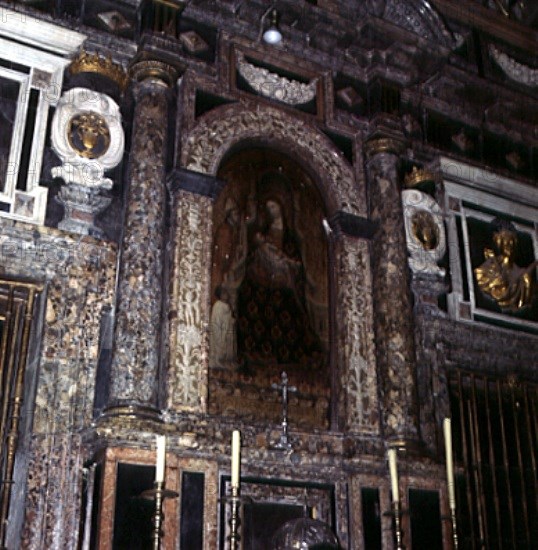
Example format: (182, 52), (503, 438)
(155, 435), (166, 483)
(231, 430), (241, 489)
(444, 418), (456, 509)
(388, 448), (399, 503)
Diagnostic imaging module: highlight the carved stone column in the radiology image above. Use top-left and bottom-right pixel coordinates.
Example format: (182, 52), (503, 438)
(365, 126), (420, 445)
(105, 60), (177, 419)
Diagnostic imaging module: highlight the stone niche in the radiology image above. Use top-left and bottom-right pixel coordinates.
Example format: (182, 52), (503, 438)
(208, 148), (331, 429)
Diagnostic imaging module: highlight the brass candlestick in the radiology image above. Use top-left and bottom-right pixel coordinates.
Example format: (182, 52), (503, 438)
(140, 482), (179, 550)
(229, 486), (241, 550)
(392, 500), (404, 550)
(450, 507), (459, 549)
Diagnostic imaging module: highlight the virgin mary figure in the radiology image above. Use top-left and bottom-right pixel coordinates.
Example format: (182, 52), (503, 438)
(237, 184), (324, 369)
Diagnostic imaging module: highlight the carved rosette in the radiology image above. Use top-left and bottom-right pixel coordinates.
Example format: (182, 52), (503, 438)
(402, 189), (446, 276)
(51, 88), (124, 235)
(106, 61), (177, 418)
(167, 190), (213, 413)
(365, 136), (420, 443)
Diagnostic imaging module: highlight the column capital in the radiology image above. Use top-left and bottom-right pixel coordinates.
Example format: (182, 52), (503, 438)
(129, 59), (179, 88)
(364, 137), (405, 158)
(364, 113), (406, 158)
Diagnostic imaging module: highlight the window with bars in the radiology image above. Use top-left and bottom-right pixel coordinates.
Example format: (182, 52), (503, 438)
(0, 279), (41, 547)
(449, 369), (538, 549)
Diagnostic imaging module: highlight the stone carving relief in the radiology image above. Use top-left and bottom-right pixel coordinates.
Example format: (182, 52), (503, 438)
(337, 236), (379, 433)
(181, 104), (361, 215)
(236, 52), (318, 105)
(51, 88), (124, 189)
(168, 191), (212, 412)
(402, 189), (446, 276)
(489, 44), (538, 88)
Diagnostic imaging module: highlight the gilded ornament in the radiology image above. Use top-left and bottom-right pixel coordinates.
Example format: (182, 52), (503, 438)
(68, 113), (111, 159)
(69, 50), (129, 91)
(474, 220), (537, 312)
(411, 210), (438, 250)
(404, 166), (434, 188)
(364, 137), (405, 158)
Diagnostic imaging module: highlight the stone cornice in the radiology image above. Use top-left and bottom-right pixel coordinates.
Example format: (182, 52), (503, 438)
(329, 212), (378, 239)
(167, 168), (225, 199)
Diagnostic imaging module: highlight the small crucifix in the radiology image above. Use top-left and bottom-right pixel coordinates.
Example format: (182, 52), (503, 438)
(271, 371), (297, 450)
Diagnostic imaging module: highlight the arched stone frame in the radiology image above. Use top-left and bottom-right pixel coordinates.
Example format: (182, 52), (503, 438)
(167, 103), (379, 434)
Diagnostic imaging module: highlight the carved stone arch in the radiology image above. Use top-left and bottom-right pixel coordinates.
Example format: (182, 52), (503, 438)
(180, 103), (363, 216)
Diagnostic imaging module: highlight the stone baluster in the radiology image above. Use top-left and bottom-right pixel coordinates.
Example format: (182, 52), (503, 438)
(364, 121), (420, 445)
(105, 60), (177, 420)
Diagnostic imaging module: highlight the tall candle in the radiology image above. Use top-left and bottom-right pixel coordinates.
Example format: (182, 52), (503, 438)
(444, 418), (456, 509)
(388, 448), (399, 503)
(231, 430), (241, 489)
(156, 435), (166, 483)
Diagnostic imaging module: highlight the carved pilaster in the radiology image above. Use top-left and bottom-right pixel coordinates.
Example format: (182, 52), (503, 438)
(167, 184), (214, 414)
(105, 61), (177, 420)
(365, 130), (421, 444)
(335, 233), (380, 434)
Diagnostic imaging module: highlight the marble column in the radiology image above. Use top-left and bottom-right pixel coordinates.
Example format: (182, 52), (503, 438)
(364, 128), (420, 445)
(105, 60), (177, 419)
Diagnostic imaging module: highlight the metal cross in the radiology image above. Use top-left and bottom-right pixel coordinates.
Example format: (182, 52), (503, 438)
(271, 371), (297, 450)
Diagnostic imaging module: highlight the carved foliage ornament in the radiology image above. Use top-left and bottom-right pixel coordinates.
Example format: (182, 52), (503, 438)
(181, 105), (358, 215)
(236, 52), (318, 106)
(489, 44), (538, 88)
(402, 189), (446, 276)
(51, 88), (125, 190)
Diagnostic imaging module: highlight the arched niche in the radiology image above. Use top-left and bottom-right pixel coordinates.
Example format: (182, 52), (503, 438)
(169, 103), (379, 435)
(180, 103), (364, 217)
(208, 147), (331, 429)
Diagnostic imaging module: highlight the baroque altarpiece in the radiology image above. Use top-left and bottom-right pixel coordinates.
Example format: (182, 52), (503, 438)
(0, 0), (537, 549)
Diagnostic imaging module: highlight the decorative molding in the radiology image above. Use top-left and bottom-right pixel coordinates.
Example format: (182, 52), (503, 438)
(180, 104), (360, 215)
(489, 44), (538, 88)
(236, 52), (318, 105)
(0, 8), (85, 56)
